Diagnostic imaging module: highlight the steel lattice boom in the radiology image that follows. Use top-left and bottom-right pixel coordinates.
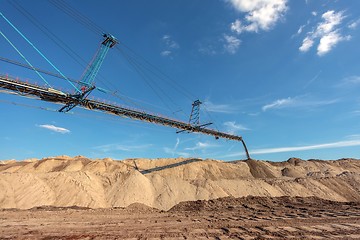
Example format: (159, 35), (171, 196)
(0, 75), (251, 159)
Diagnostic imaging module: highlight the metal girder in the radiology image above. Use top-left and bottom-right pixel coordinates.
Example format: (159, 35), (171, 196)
(0, 75), (251, 159)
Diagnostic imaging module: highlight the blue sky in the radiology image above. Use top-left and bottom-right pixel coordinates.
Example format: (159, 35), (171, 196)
(1, 0), (360, 161)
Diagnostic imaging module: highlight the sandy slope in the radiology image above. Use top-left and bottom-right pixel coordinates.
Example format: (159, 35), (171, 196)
(1, 196), (360, 239)
(0, 156), (359, 210)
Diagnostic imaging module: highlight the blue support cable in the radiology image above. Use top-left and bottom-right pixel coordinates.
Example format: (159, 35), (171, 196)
(0, 12), (81, 93)
(88, 46), (109, 85)
(80, 43), (110, 87)
(0, 30), (52, 87)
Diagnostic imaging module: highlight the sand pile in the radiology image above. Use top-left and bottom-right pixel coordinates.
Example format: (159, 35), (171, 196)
(0, 156), (359, 210)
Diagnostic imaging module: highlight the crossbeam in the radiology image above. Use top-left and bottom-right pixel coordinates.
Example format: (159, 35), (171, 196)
(0, 75), (251, 159)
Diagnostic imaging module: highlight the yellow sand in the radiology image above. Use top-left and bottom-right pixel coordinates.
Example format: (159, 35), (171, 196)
(0, 156), (359, 210)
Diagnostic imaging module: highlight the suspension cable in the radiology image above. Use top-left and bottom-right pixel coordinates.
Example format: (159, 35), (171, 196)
(0, 54), (165, 114)
(48, 0), (103, 35)
(118, 47), (184, 110)
(0, 11), (81, 93)
(0, 30), (52, 87)
(0, 98), (172, 133)
(0, 56), (81, 85)
(9, 0), (89, 70)
(118, 48), (174, 114)
(8, 1), (130, 100)
(118, 43), (197, 101)
(7, 1), (211, 126)
(46, 0), (195, 107)
(44, 0), (196, 116)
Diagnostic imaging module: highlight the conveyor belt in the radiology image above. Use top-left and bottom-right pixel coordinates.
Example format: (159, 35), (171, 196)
(0, 75), (250, 159)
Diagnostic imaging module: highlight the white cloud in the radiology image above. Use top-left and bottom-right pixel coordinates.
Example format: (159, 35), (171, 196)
(38, 124), (70, 134)
(297, 25), (306, 35)
(174, 137), (180, 150)
(94, 143), (152, 152)
(262, 97), (293, 111)
(185, 142), (218, 151)
(223, 34), (241, 54)
(262, 96), (338, 111)
(223, 121), (249, 134)
(348, 19), (360, 29)
(198, 46), (217, 55)
(163, 147), (190, 158)
(248, 112), (260, 117)
(161, 35), (179, 57)
(162, 35), (179, 49)
(337, 75), (360, 87)
(303, 70), (322, 89)
(299, 10), (351, 56)
(197, 39), (218, 55)
(317, 10), (344, 34)
(317, 31), (350, 56)
(346, 134), (360, 140)
(311, 11), (317, 16)
(299, 36), (314, 52)
(346, 76), (360, 84)
(203, 100), (236, 114)
(163, 138), (185, 157)
(231, 19), (243, 34)
(163, 139), (191, 157)
(252, 140), (360, 155)
(161, 50), (171, 56)
(228, 0), (288, 33)
(225, 139), (360, 157)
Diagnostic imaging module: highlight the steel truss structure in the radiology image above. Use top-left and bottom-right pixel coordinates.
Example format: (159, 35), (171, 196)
(0, 74), (251, 159)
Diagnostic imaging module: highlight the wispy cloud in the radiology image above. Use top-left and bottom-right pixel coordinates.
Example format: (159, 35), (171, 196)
(262, 97), (294, 111)
(252, 140), (360, 155)
(262, 96), (338, 112)
(164, 147), (190, 158)
(37, 124), (70, 134)
(198, 44), (217, 55)
(203, 100), (236, 114)
(225, 139), (360, 157)
(228, 0), (288, 33)
(299, 37), (314, 52)
(185, 142), (218, 151)
(223, 121), (249, 134)
(94, 143), (152, 152)
(299, 10), (351, 56)
(303, 70), (322, 89)
(346, 134), (360, 140)
(223, 34), (241, 54)
(338, 76), (360, 87)
(348, 19), (360, 29)
(353, 110), (360, 115)
(161, 50), (171, 56)
(163, 138), (190, 157)
(297, 24), (306, 35)
(231, 19), (243, 34)
(161, 35), (179, 57)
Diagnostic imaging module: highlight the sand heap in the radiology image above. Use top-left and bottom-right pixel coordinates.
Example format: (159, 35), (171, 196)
(0, 156), (359, 210)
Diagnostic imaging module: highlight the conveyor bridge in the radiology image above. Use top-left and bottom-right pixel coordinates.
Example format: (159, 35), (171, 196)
(0, 74), (251, 159)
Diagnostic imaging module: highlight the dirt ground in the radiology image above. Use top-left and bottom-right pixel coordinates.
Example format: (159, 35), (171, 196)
(1, 196), (360, 240)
